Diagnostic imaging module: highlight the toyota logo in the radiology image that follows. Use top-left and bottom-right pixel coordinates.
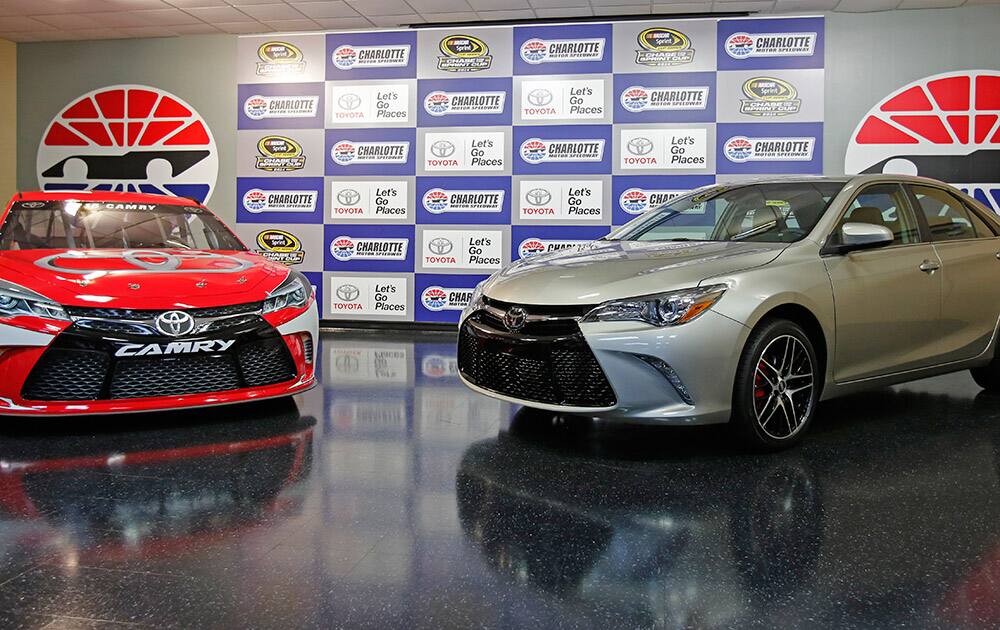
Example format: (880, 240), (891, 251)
(504, 307), (528, 332)
(527, 89), (553, 106)
(35, 250), (252, 274)
(337, 188), (361, 205)
(627, 137), (654, 156)
(524, 188), (552, 206)
(336, 284), (360, 302)
(155, 310), (195, 337)
(430, 140), (455, 158)
(428, 237), (453, 255)
(338, 93), (362, 111)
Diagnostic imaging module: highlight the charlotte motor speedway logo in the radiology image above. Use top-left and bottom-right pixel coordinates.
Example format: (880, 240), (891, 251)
(242, 188), (318, 213)
(36, 84), (218, 203)
(520, 37), (605, 64)
(844, 70), (1000, 212)
(518, 238), (587, 258)
(619, 188), (686, 215)
(256, 41), (306, 77)
(725, 31), (817, 60)
(331, 140), (410, 165)
(422, 188), (504, 214)
(243, 94), (319, 120)
(330, 236), (409, 261)
(421, 286), (473, 311)
(724, 135), (815, 163)
(620, 86), (709, 113)
(332, 44), (411, 70)
(520, 137), (605, 163)
(423, 90), (505, 116)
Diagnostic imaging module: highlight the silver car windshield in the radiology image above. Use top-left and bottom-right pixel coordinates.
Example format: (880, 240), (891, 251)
(607, 182), (847, 243)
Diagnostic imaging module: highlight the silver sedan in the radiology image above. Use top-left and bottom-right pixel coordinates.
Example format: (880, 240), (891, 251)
(458, 175), (1000, 449)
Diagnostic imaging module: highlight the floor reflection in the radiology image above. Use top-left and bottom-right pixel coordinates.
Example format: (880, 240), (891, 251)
(0, 331), (998, 628)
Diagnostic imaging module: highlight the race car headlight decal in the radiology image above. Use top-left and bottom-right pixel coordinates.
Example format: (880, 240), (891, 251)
(263, 270), (311, 314)
(0, 280), (68, 321)
(583, 284), (727, 327)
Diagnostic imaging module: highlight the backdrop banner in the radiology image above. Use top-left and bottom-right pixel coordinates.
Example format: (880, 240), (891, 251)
(235, 16), (826, 322)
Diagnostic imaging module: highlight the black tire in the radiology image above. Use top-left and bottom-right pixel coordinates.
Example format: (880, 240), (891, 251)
(730, 319), (820, 451)
(971, 356), (1000, 391)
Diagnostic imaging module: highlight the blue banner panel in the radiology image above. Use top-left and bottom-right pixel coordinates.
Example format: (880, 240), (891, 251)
(513, 23), (613, 75)
(716, 17), (824, 71)
(417, 77), (513, 127)
(613, 72), (717, 124)
(323, 224), (415, 272)
(716, 122), (823, 174)
(414, 273), (490, 323)
(325, 127), (417, 176)
(326, 30), (418, 80)
(511, 225), (609, 261)
(238, 82), (325, 130)
(416, 176), (512, 225)
(513, 125), (613, 175)
(610, 175), (716, 225)
(236, 177), (324, 224)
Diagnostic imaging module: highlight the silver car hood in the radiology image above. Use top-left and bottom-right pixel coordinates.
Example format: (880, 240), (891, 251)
(484, 240), (786, 305)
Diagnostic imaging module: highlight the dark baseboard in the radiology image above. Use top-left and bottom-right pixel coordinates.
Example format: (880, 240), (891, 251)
(320, 319), (457, 333)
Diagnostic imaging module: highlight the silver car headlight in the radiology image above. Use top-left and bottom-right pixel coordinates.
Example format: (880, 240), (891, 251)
(582, 284), (727, 327)
(0, 279), (68, 321)
(263, 270), (311, 314)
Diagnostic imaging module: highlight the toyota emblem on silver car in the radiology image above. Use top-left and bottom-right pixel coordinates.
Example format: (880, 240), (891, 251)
(504, 307), (528, 332)
(155, 310), (195, 337)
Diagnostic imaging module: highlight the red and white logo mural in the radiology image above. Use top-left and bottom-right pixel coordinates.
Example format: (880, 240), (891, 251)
(37, 85), (219, 203)
(845, 70), (1000, 212)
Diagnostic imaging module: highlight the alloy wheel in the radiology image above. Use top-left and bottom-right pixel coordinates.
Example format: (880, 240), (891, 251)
(752, 335), (814, 440)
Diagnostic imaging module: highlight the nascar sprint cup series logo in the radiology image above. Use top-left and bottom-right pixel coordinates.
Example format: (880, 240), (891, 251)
(724, 136), (815, 163)
(37, 85), (218, 203)
(421, 286), (473, 311)
(423, 91), (505, 117)
(256, 41), (306, 77)
(725, 31), (816, 59)
(438, 34), (492, 72)
(332, 43), (410, 70)
(256, 229), (305, 265)
(520, 138), (605, 164)
(740, 77), (801, 117)
(844, 70), (1000, 212)
(331, 140), (409, 165)
(255, 135), (305, 172)
(520, 37), (605, 64)
(634, 27), (695, 67)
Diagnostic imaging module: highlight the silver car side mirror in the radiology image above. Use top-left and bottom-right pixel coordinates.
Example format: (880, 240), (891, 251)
(830, 222), (894, 254)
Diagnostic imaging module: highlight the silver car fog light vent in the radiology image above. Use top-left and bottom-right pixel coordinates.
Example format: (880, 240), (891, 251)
(636, 355), (694, 406)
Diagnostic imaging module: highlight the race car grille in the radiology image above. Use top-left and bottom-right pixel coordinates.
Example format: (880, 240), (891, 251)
(21, 338), (297, 402)
(67, 303), (267, 337)
(65, 302), (264, 320)
(22, 349), (110, 402)
(458, 319), (616, 408)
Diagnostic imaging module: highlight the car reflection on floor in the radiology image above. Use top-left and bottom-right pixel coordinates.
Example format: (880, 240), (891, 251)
(1, 331), (1000, 628)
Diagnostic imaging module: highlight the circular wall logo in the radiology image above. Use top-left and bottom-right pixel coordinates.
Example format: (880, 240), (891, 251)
(724, 136), (754, 162)
(520, 139), (547, 163)
(519, 238), (546, 257)
(725, 32), (755, 58)
(620, 87), (650, 113)
(844, 70), (1000, 212)
(331, 141), (357, 165)
(421, 286), (449, 311)
(331, 237), (357, 260)
(244, 96), (268, 120)
(332, 45), (358, 69)
(422, 189), (450, 213)
(37, 84), (219, 203)
(424, 91), (451, 116)
(243, 189), (268, 212)
(520, 39), (549, 64)
(619, 188), (649, 214)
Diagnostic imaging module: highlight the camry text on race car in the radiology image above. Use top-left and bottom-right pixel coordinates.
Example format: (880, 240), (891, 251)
(459, 175), (1000, 449)
(0, 190), (318, 415)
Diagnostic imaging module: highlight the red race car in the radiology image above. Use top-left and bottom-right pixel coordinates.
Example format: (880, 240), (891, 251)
(0, 190), (318, 415)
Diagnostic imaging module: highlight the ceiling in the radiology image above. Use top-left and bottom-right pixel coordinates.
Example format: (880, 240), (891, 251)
(0, 0), (996, 42)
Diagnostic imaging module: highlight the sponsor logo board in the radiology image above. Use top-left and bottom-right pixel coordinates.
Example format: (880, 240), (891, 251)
(256, 41), (307, 77)
(619, 85), (709, 113)
(518, 180), (603, 220)
(423, 131), (505, 171)
(330, 236), (408, 261)
(329, 84), (410, 124)
(725, 31), (816, 59)
(242, 188), (318, 213)
(519, 79), (605, 120)
(420, 285), (474, 311)
(634, 27), (695, 67)
(330, 139), (409, 165)
(255, 229), (306, 265)
(332, 44), (411, 70)
(437, 34), (493, 72)
(619, 128), (708, 169)
(255, 135), (306, 172)
(421, 230), (503, 269)
(330, 180), (409, 219)
(329, 276), (409, 317)
(517, 238), (589, 258)
(520, 38), (605, 65)
(739, 77), (801, 116)
(723, 135), (815, 162)
(423, 90), (505, 117)
(244, 94), (319, 120)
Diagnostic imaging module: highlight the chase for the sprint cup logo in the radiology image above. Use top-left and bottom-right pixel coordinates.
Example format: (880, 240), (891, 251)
(634, 27), (695, 67)
(423, 90), (505, 116)
(331, 140), (410, 165)
(256, 41), (306, 77)
(620, 86), (709, 112)
(437, 34), (492, 72)
(520, 138), (605, 163)
(520, 37), (605, 64)
(255, 135), (306, 172)
(332, 43), (411, 70)
(739, 77), (801, 116)
(724, 136), (815, 162)
(725, 31), (816, 59)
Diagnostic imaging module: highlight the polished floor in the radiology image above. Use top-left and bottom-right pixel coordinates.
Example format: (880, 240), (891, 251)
(1, 331), (999, 628)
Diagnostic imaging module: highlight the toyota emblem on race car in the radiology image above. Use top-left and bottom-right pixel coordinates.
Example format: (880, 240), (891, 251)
(337, 188), (361, 205)
(504, 307), (528, 332)
(338, 93), (362, 111)
(527, 89), (553, 107)
(627, 137), (654, 156)
(430, 140), (456, 158)
(524, 188), (552, 206)
(34, 250), (253, 274)
(155, 310), (195, 337)
(336, 284), (360, 302)
(428, 237), (454, 255)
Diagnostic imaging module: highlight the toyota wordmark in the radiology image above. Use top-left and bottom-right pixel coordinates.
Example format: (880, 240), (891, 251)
(459, 176), (1000, 450)
(0, 190), (319, 415)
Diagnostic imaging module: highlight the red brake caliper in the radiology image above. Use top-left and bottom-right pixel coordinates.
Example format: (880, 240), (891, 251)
(754, 360), (767, 399)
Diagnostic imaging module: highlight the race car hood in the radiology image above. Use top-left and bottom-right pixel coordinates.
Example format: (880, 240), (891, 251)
(0, 249), (289, 309)
(483, 239), (786, 305)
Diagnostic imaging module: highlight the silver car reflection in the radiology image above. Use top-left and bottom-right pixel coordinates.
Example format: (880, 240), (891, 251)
(458, 175), (1000, 449)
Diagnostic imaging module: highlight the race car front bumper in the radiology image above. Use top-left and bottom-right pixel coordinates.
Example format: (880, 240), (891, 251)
(0, 306), (318, 416)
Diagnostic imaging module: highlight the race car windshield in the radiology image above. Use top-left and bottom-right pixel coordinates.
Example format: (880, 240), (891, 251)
(0, 201), (246, 251)
(606, 182), (847, 243)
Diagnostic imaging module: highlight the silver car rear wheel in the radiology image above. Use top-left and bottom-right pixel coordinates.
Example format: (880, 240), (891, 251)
(752, 335), (814, 441)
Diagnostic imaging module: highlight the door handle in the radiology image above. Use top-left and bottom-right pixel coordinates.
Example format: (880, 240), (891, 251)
(919, 260), (941, 273)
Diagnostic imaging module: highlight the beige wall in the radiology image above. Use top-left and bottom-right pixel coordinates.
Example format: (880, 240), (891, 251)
(0, 39), (14, 203)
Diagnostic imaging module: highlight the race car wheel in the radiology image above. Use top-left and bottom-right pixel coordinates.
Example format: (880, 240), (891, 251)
(731, 319), (819, 451)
